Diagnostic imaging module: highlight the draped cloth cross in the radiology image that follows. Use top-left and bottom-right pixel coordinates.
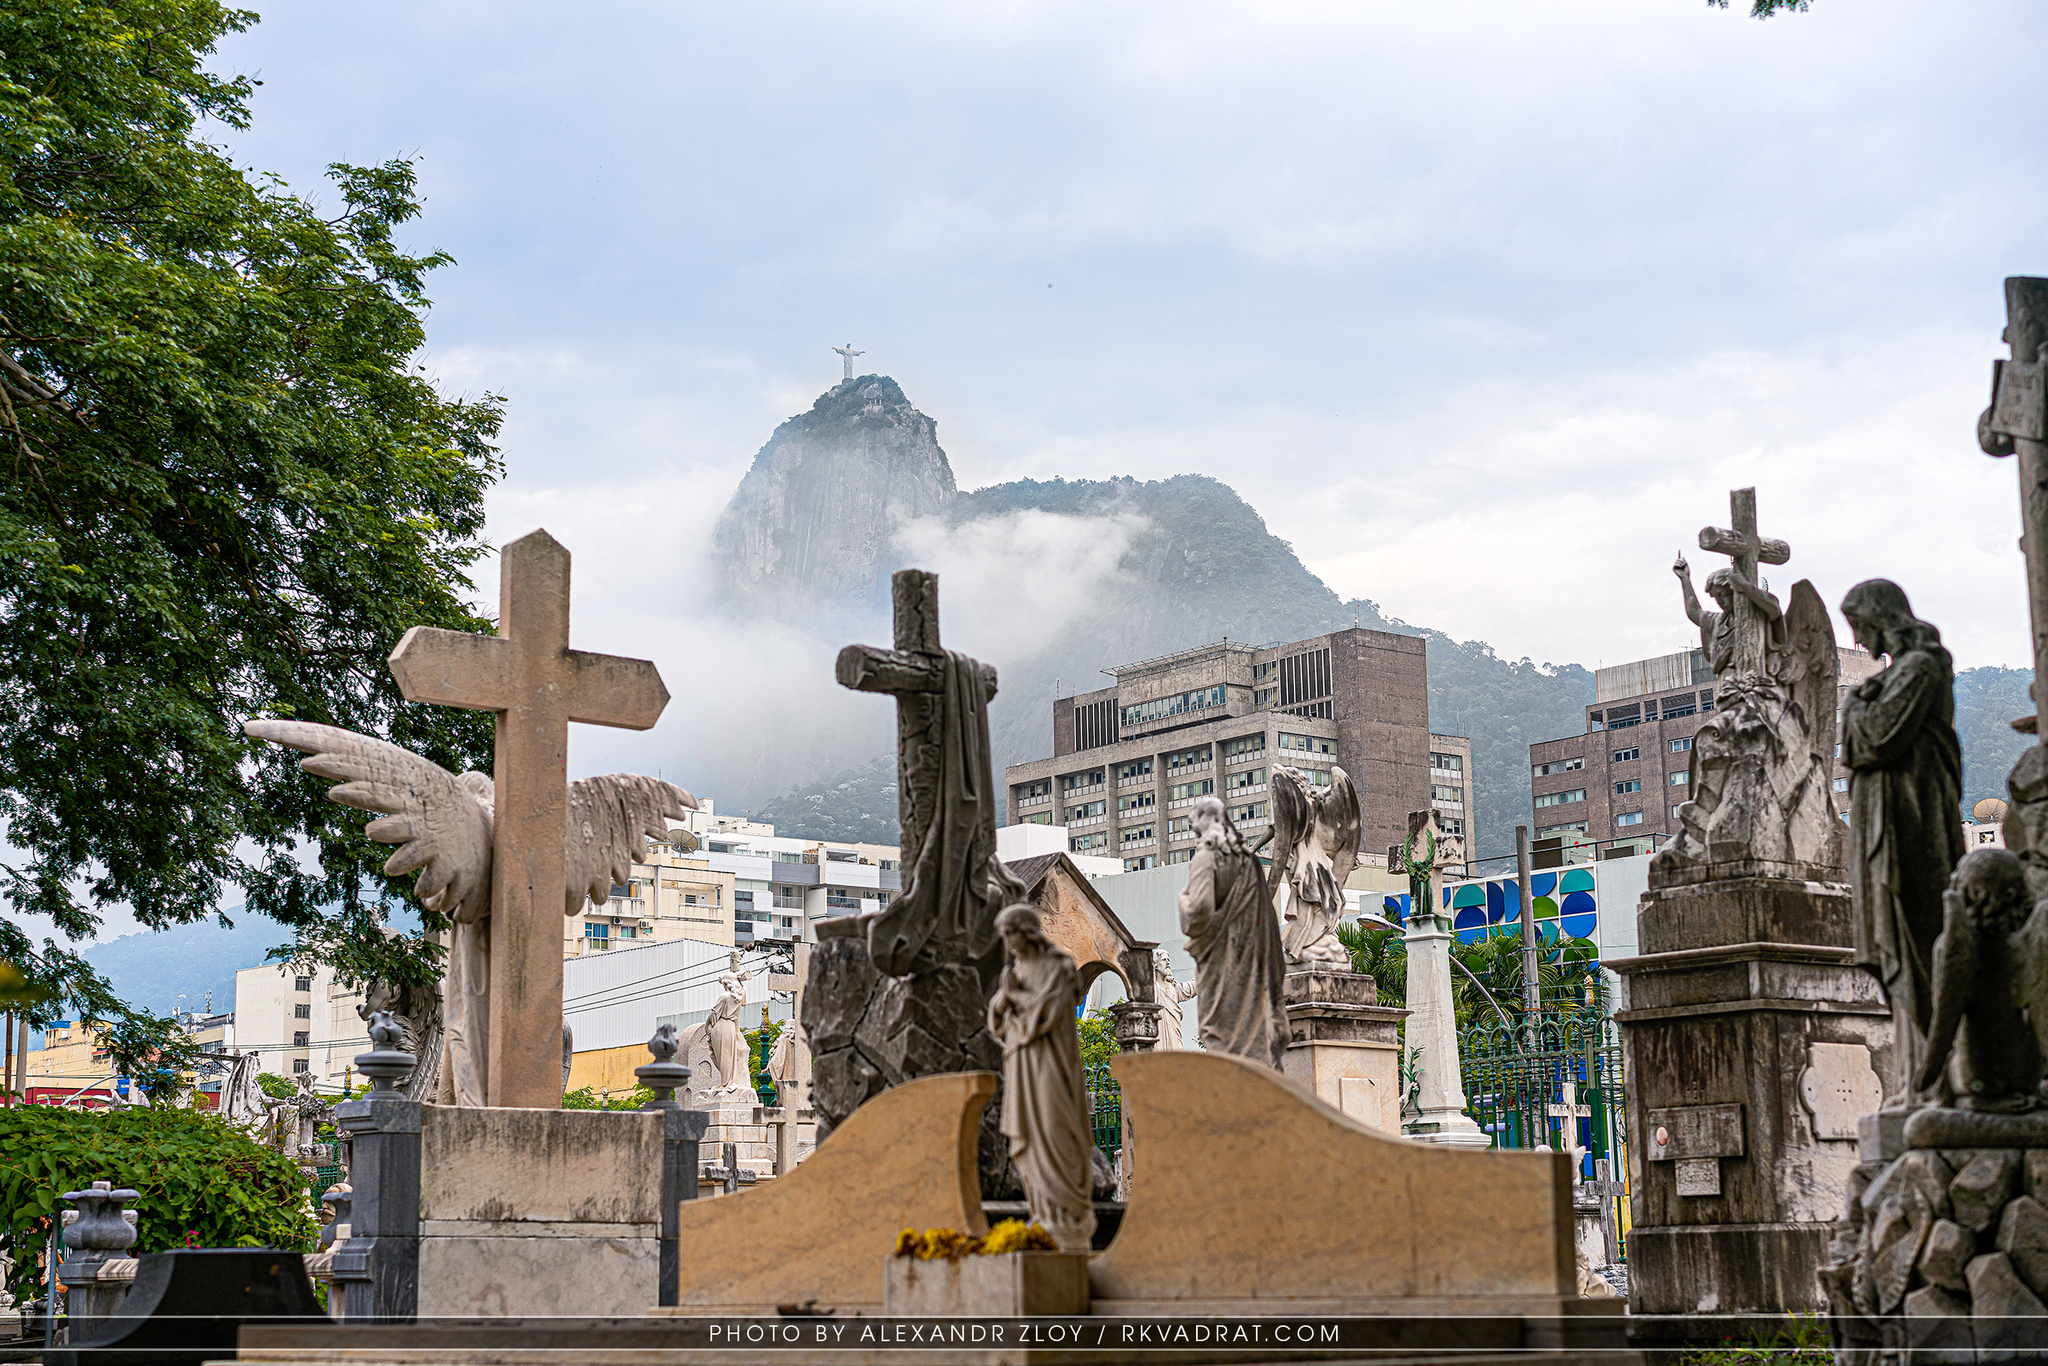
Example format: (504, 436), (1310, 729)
(387, 529), (669, 1107)
(835, 570), (1003, 979)
(1698, 487), (1791, 679)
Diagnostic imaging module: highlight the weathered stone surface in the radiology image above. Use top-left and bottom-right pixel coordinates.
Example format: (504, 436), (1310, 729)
(1952, 1149), (2022, 1232)
(1997, 1194), (2048, 1298)
(1861, 1150), (1952, 1313)
(416, 1235), (659, 1318)
(418, 1107), (662, 1225)
(1969, 1251), (2048, 1354)
(2028, 1149), (2048, 1206)
(1918, 1217), (1975, 1292)
(1903, 1283), (1975, 1362)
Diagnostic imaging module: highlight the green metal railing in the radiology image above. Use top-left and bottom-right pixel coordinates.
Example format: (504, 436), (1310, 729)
(1083, 1064), (1121, 1161)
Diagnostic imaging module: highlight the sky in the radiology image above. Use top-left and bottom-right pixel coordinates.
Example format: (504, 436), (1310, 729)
(28, 0), (2048, 947)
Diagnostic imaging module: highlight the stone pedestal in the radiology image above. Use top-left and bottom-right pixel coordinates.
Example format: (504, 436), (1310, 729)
(1610, 874), (1891, 1318)
(882, 1252), (1090, 1316)
(1401, 911), (1491, 1149)
(1281, 969), (1408, 1134)
(699, 1101), (776, 1176)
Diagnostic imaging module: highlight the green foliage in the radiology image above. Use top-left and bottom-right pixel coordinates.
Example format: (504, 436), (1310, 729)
(1338, 921), (1406, 1007)
(1955, 666), (2034, 813)
(562, 1085), (654, 1111)
(746, 1019), (784, 1084)
(0, 0), (502, 1031)
(0, 1104), (318, 1298)
(753, 756), (899, 845)
(1677, 1312), (1829, 1363)
(103, 1013), (203, 1100)
(1708, 0), (1812, 15)
(255, 1071), (298, 1100)
(1341, 918), (1600, 1029)
(1077, 1006), (1117, 1070)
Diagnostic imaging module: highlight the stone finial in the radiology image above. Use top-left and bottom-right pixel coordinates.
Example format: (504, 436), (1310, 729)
(354, 1010), (416, 1099)
(636, 1023), (691, 1111)
(59, 1181), (139, 1253)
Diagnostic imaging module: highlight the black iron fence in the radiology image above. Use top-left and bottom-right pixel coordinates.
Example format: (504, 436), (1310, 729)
(1082, 1063), (1121, 1161)
(1459, 1005), (1630, 1261)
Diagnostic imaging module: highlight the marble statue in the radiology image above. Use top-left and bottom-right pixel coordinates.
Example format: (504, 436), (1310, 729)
(1653, 489), (1842, 885)
(1267, 764), (1361, 968)
(1915, 850), (2048, 1117)
(1839, 580), (1968, 1105)
(1151, 947), (1195, 1052)
(680, 955), (759, 1102)
(766, 1016), (809, 1106)
(221, 1050), (266, 1127)
(1178, 796), (1287, 1070)
(986, 903), (1096, 1253)
(244, 719), (694, 1107)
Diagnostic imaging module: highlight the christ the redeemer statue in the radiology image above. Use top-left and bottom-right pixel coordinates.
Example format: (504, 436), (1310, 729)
(833, 342), (865, 382)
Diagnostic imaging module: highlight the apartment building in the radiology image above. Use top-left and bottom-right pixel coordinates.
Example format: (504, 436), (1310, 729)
(1005, 629), (1456, 868)
(676, 801), (902, 948)
(1527, 646), (1881, 853)
(232, 961), (362, 1085)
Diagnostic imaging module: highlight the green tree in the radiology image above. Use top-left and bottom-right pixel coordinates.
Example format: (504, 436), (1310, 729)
(0, 0), (502, 1034)
(1077, 1006), (1117, 1070)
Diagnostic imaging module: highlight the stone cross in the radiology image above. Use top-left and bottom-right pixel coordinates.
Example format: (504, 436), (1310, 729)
(1696, 487), (1791, 678)
(387, 529), (670, 1108)
(1547, 1081), (1592, 1176)
(1980, 277), (2048, 735)
(832, 343), (865, 381)
(835, 570), (996, 958)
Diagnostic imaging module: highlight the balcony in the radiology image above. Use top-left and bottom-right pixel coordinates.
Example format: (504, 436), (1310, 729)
(1067, 814), (1107, 829)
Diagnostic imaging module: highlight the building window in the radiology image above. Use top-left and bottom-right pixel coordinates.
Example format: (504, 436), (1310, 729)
(1589, 711), (1604, 731)
(1165, 745), (1212, 769)
(1533, 758), (1584, 777)
(1018, 812), (1052, 825)
(1223, 735), (1265, 759)
(1431, 784), (1462, 803)
(294, 1004), (311, 1020)
(584, 922), (608, 940)
(1118, 758), (1154, 781)
(1277, 733), (1333, 755)
(1533, 789), (1586, 809)
(293, 1031), (310, 1047)
(1071, 833), (1108, 851)
(1835, 743), (1843, 758)
(1167, 815), (1193, 834)
(1228, 801), (1267, 823)
(1605, 704), (1642, 729)
(1669, 738), (1692, 753)
(1251, 661), (1277, 684)
(1669, 771), (1690, 786)
(1169, 779), (1214, 801)
(1120, 825), (1155, 844)
(1067, 800), (1106, 821)
(292, 1059), (310, 1074)
(1617, 812), (1643, 827)
(1118, 792), (1155, 813)
(294, 976), (312, 992)
(1441, 817), (1465, 836)
(1224, 767), (1265, 792)
(1016, 779), (1050, 800)
(1538, 821), (1590, 837)
(773, 851), (804, 864)
(1120, 685), (1227, 731)
(734, 890), (754, 908)
(1615, 780), (1641, 795)
(1164, 848), (1193, 865)
(1075, 697), (1119, 751)
(1612, 747), (1640, 763)
(1429, 752), (1464, 771)
(1124, 855), (1157, 871)
(1833, 777), (1849, 792)
(1276, 647), (1332, 707)
(1292, 768), (1332, 786)
(1061, 770), (1106, 792)
(773, 887), (804, 910)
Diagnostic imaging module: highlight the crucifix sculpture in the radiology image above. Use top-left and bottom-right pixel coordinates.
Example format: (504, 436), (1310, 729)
(834, 569), (1004, 979)
(387, 529), (672, 1107)
(1696, 488), (1791, 679)
(832, 343), (866, 383)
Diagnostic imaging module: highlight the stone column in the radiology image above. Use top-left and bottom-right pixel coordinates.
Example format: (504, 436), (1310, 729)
(1281, 969), (1408, 1134)
(332, 1021), (421, 1324)
(1400, 905), (1489, 1148)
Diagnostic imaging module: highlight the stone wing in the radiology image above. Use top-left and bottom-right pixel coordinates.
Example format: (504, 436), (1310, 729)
(564, 774), (699, 917)
(1315, 765), (1362, 887)
(1779, 579), (1841, 759)
(1268, 766), (1313, 889)
(244, 719), (494, 924)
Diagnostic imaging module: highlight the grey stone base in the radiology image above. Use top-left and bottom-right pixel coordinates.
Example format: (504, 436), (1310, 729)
(1626, 1223), (1834, 1315)
(417, 1235), (659, 1318)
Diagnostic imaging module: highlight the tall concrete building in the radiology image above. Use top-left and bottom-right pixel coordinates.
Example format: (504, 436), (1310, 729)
(1527, 646), (1880, 855)
(1004, 629), (1462, 868)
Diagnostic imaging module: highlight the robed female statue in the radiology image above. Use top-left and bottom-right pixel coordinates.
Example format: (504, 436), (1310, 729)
(986, 903), (1097, 1253)
(1178, 795), (1287, 1069)
(1840, 579), (1966, 1103)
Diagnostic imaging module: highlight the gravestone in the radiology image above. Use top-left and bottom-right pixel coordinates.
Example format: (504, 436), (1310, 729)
(1610, 489), (1891, 1327)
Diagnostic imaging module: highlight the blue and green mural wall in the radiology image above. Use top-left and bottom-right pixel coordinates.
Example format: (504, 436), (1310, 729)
(1376, 856), (1648, 964)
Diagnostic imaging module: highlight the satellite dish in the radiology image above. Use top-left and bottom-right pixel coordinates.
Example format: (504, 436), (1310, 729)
(1975, 797), (2010, 824)
(668, 828), (700, 852)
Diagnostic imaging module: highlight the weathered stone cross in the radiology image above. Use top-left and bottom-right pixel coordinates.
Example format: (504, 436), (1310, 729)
(388, 529), (670, 1108)
(1547, 1080), (1593, 1178)
(1697, 487), (1790, 678)
(834, 570), (997, 973)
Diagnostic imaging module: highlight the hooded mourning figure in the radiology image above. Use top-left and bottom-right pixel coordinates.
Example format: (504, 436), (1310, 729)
(986, 902), (1095, 1253)
(1177, 796), (1287, 1070)
(1839, 578), (1966, 1104)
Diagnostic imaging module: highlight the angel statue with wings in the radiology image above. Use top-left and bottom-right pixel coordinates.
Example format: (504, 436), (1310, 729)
(1265, 765), (1363, 968)
(244, 720), (695, 1107)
